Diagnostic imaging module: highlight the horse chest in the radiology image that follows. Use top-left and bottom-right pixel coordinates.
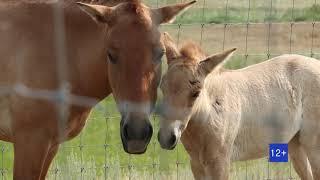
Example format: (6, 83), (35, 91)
(65, 109), (91, 141)
(0, 95), (12, 140)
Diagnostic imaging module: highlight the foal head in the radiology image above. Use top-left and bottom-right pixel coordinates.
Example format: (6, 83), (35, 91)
(158, 33), (236, 150)
(77, 0), (196, 154)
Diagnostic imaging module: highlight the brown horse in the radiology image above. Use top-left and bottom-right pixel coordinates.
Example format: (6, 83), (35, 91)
(0, 0), (195, 179)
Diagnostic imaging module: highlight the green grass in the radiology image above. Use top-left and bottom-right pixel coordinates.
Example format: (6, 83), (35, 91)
(225, 54), (269, 69)
(174, 4), (320, 24)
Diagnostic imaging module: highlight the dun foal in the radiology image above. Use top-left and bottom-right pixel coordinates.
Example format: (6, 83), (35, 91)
(158, 33), (320, 180)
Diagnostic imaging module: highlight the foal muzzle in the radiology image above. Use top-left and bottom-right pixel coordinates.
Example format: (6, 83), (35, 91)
(157, 129), (179, 150)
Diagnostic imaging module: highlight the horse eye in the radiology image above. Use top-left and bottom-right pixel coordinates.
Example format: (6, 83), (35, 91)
(107, 52), (117, 64)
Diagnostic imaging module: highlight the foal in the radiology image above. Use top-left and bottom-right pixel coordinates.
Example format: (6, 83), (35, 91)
(158, 33), (320, 180)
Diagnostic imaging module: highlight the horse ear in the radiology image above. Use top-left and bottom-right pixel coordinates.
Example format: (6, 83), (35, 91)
(197, 48), (237, 77)
(151, 0), (196, 24)
(163, 32), (180, 65)
(76, 2), (114, 24)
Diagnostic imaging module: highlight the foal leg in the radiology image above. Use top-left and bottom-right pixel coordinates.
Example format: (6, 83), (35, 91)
(203, 155), (230, 180)
(13, 132), (51, 180)
(39, 144), (59, 180)
(190, 159), (205, 180)
(288, 135), (313, 180)
(299, 106), (320, 179)
(304, 147), (320, 180)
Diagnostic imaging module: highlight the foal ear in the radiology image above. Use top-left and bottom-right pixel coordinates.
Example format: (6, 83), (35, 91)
(151, 0), (196, 24)
(197, 48), (237, 77)
(76, 2), (115, 24)
(163, 32), (180, 64)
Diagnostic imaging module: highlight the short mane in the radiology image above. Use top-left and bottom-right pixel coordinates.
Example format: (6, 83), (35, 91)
(180, 42), (207, 63)
(66, 0), (141, 6)
(7, 0), (142, 6)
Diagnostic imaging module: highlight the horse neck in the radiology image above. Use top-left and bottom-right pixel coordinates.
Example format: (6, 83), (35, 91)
(36, 2), (111, 103)
(189, 72), (227, 124)
(69, 8), (111, 101)
(181, 86), (215, 148)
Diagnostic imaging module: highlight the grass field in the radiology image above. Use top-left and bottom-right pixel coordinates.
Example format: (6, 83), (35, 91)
(174, 4), (320, 24)
(148, 0), (320, 24)
(1, 0), (320, 179)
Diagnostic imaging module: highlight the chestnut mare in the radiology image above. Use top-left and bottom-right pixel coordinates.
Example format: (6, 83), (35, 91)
(0, 0), (195, 179)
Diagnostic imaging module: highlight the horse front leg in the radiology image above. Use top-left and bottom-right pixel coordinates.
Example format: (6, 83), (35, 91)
(39, 144), (59, 180)
(13, 131), (53, 180)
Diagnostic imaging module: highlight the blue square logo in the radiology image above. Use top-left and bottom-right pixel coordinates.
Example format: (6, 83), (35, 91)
(269, 144), (288, 162)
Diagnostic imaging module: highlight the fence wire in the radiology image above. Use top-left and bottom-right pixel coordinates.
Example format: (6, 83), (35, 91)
(0, 0), (319, 179)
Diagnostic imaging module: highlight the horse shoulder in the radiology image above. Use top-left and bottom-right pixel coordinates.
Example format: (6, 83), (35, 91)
(0, 3), (111, 143)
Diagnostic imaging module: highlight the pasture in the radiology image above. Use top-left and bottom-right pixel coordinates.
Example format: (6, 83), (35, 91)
(1, 0), (320, 179)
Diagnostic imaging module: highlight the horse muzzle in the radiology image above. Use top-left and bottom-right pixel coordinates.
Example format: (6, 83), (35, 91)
(120, 116), (153, 154)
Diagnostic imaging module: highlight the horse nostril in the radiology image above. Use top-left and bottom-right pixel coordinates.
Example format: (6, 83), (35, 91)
(123, 124), (129, 140)
(157, 131), (161, 142)
(169, 133), (177, 146)
(144, 123), (153, 139)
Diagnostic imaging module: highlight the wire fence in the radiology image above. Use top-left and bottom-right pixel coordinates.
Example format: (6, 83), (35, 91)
(0, 0), (320, 179)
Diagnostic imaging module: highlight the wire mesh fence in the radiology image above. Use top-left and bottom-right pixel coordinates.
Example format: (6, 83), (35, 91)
(1, 0), (320, 179)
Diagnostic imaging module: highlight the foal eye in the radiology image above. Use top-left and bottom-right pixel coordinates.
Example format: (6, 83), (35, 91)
(159, 50), (165, 59)
(189, 80), (199, 85)
(107, 52), (117, 64)
(154, 49), (165, 63)
(191, 91), (200, 98)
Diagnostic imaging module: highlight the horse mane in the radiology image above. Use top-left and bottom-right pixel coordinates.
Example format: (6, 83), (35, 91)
(3, 0), (146, 18)
(180, 42), (207, 63)
(64, 0), (142, 6)
(5, 0), (142, 7)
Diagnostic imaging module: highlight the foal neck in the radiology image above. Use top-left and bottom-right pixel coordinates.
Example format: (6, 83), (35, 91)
(181, 89), (216, 145)
(182, 72), (233, 145)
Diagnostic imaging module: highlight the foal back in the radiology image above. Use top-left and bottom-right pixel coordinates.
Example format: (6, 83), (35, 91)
(228, 55), (320, 161)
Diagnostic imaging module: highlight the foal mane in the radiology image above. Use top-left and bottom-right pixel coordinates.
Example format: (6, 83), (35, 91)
(180, 42), (207, 64)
